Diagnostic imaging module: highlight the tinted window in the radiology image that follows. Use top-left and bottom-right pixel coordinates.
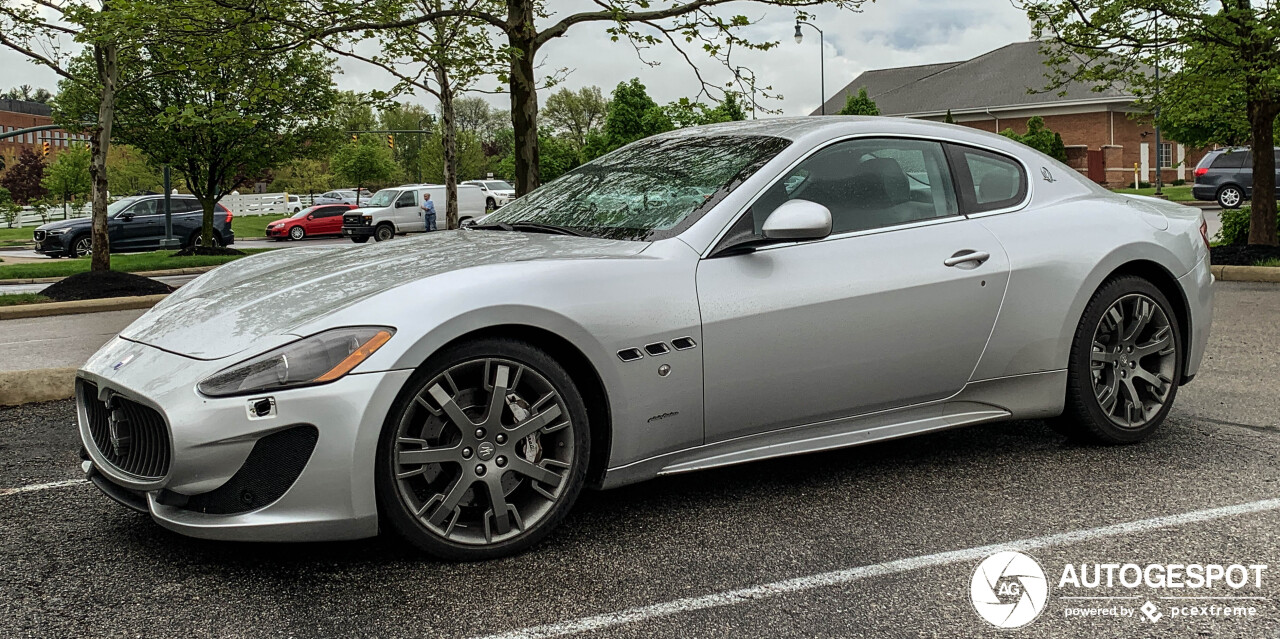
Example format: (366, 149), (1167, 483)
(128, 200), (160, 216)
(952, 146), (1027, 213)
(1210, 151), (1246, 169)
(746, 138), (958, 235)
(396, 192), (416, 208)
(318, 207), (344, 217)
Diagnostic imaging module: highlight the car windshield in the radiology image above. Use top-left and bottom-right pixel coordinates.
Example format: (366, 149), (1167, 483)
(485, 181), (513, 190)
(107, 198), (138, 216)
(483, 135), (790, 241)
(365, 189), (399, 208)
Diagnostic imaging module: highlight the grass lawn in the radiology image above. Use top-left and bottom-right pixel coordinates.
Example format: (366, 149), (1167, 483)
(1110, 185), (1196, 202)
(233, 214), (290, 238)
(1257, 258), (1280, 267)
(0, 226), (34, 247)
(0, 249), (271, 280)
(0, 293), (51, 307)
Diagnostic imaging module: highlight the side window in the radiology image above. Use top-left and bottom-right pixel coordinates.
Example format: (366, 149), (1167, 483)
(1211, 152), (1245, 170)
(950, 146), (1027, 213)
(319, 207), (343, 217)
(129, 200), (159, 216)
(747, 138), (958, 236)
(396, 191), (416, 208)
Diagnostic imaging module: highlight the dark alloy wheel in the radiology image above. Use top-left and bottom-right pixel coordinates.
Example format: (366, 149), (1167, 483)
(289, 225), (306, 240)
(1217, 185), (1244, 209)
(486, 198), (497, 213)
(69, 235), (92, 258)
(189, 232), (222, 249)
(1052, 276), (1182, 443)
(375, 224), (394, 242)
(377, 338), (589, 560)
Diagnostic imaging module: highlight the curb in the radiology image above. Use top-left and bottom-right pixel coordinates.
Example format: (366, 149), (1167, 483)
(0, 265), (215, 286)
(1212, 264), (1280, 283)
(0, 367), (77, 407)
(0, 294), (168, 321)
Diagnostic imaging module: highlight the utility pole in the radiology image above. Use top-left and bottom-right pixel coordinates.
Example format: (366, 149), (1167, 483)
(1152, 10), (1164, 197)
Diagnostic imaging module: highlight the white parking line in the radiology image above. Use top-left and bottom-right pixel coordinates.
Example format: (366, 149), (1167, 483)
(474, 497), (1280, 639)
(0, 479), (86, 497)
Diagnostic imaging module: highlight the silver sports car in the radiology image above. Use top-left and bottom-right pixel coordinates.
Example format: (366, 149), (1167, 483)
(77, 118), (1213, 560)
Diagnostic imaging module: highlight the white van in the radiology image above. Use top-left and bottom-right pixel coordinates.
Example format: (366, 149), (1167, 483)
(341, 184), (486, 243)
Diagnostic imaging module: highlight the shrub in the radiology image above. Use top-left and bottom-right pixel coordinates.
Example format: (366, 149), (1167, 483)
(1217, 205), (1280, 245)
(1171, 179), (1186, 186)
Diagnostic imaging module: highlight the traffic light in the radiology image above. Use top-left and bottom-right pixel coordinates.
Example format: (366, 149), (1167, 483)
(387, 134), (395, 149)
(351, 133), (358, 143)
(41, 141), (50, 156)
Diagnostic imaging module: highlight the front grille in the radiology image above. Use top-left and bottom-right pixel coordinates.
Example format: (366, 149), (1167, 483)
(343, 214), (368, 227)
(33, 230), (46, 242)
(81, 380), (171, 480)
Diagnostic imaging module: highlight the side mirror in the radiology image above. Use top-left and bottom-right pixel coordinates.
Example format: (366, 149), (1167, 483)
(306, 214), (315, 221)
(761, 199), (832, 240)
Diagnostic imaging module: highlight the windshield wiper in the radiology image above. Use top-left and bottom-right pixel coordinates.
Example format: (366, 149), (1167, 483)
(471, 221), (585, 237)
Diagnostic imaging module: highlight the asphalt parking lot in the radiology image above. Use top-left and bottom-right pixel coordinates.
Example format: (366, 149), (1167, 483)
(1, 281), (1277, 638)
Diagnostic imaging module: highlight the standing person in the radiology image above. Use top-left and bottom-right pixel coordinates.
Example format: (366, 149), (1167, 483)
(421, 193), (438, 231)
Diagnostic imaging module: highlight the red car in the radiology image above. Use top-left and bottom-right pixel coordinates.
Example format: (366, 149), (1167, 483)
(265, 204), (356, 240)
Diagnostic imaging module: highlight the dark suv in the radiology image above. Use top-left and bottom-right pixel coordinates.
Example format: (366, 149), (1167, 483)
(33, 195), (235, 258)
(1192, 147), (1280, 209)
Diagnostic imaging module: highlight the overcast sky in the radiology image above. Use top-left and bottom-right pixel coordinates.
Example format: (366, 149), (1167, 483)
(0, 0), (1032, 117)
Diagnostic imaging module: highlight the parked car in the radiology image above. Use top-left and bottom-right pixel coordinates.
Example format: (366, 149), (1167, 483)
(265, 204), (356, 241)
(33, 195), (235, 257)
(462, 179), (517, 211)
(1192, 147), (1280, 208)
(315, 189), (372, 207)
(342, 184), (486, 242)
(75, 118), (1212, 561)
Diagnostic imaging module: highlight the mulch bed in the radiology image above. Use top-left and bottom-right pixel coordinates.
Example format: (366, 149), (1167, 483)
(1210, 244), (1280, 266)
(41, 271), (174, 302)
(170, 246), (245, 257)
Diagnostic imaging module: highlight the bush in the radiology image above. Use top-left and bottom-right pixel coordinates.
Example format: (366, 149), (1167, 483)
(1217, 205), (1280, 245)
(1171, 179), (1186, 186)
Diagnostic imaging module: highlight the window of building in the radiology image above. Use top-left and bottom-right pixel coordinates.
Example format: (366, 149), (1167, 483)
(1157, 142), (1173, 169)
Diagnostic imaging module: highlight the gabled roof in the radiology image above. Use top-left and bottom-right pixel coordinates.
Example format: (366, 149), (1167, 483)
(816, 41), (1134, 117)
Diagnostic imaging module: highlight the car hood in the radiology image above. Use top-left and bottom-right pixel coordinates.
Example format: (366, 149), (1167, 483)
(36, 218), (87, 231)
(121, 230), (647, 360)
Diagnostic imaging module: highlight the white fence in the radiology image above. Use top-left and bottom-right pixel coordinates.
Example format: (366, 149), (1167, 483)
(1, 192), (319, 230)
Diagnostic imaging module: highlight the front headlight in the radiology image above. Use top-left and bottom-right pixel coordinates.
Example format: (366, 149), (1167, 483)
(197, 326), (394, 397)
(46, 228), (69, 236)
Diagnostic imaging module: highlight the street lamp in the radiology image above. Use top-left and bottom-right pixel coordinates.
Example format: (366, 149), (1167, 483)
(734, 66), (758, 120)
(795, 19), (826, 115)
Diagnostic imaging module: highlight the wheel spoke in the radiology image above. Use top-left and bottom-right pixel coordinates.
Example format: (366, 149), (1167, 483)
(1119, 377), (1143, 425)
(397, 445), (459, 466)
(484, 477), (516, 536)
(428, 383), (476, 428)
(1122, 298), (1154, 343)
(425, 476), (473, 527)
(508, 456), (564, 487)
(1096, 374), (1120, 413)
(1132, 367), (1172, 396)
(483, 363), (512, 427)
(1090, 349), (1117, 369)
(1133, 325), (1174, 358)
(506, 404), (563, 441)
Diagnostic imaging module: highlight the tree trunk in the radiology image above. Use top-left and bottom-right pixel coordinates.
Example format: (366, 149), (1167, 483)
(508, 0), (540, 196)
(200, 198), (215, 249)
(435, 66), (460, 230)
(88, 43), (119, 272)
(1247, 99), (1279, 246)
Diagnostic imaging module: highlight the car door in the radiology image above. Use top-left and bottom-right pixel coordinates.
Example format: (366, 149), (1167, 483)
(316, 206), (346, 234)
(394, 189), (425, 232)
(696, 137), (1011, 443)
(110, 199), (163, 250)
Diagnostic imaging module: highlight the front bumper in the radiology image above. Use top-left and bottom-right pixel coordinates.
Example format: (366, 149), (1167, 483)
(77, 337), (412, 542)
(34, 233), (71, 255)
(342, 225), (374, 238)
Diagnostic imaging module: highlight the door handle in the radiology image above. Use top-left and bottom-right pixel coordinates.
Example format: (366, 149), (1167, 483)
(944, 250), (991, 268)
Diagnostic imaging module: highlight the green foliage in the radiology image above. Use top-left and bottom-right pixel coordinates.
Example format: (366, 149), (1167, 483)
(0, 187), (19, 228)
(581, 79), (673, 161)
(1218, 205), (1280, 245)
(999, 116), (1068, 162)
(106, 145), (165, 195)
(42, 143), (92, 206)
(838, 87), (880, 116)
(665, 93), (750, 129)
(542, 87), (609, 153)
(332, 139), (400, 194)
(944, 109), (955, 124)
(0, 148), (47, 204)
(495, 131), (580, 183)
(270, 158), (335, 196)
(1, 85), (53, 103)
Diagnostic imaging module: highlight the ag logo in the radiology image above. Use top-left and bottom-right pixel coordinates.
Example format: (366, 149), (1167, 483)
(970, 551), (1049, 628)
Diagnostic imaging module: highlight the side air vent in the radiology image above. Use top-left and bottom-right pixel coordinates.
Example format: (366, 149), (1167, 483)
(617, 348), (644, 362)
(671, 337), (697, 351)
(644, 342), (670, 356)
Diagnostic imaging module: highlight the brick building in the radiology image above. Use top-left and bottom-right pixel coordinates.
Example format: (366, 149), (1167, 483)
(816, 41), (1203, 187)
(0, 99), (89, 166)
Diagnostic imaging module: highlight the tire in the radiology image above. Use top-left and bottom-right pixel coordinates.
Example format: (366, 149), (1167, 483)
(374, 224), (395, 242)
(289, 225), (306, 241)
(351, 236), (369, 244)
(486, 198), (496, 213)
(1216, 185), (1244, 209)
(67, 234), (92, 258)
(1051, 276), (1183, 444)
(376, 337), (590, 561)
(188, 231), (223, 249)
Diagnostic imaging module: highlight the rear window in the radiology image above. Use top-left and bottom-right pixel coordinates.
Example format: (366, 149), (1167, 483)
(1210, 151), (1247, 169)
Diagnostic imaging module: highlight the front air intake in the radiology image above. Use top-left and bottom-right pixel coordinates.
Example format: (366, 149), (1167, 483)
(80, 380), (171, 480)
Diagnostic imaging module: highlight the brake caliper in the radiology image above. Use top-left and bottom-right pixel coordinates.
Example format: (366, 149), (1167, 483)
(505, 393), (542, 463)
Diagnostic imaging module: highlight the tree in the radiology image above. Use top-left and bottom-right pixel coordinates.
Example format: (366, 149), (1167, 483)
(1022, 0), (1280, 245)
(453, 96), (507, 142)
(59, 4), (341, 249)
(663, 94), (748, 129)
(1156, 40), (1271, 148)
(379, 101), (435, 184)
(106, 144), (165, 195)
(0, 148), (47, 204)
(0, 186), (19, 228)
(542, 86), (610, 153)
(332, 139), (400, 201)
(1, 85), (53, 103)
(1000, 116), (1069, 162)
(270, 158), (335, 198)
(838, 87), (880, 116)
(944, 109), (955, 124)
(582, 79), (673, 161)
(277, 0), (868, 197)
(42, 143), (92, 218)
